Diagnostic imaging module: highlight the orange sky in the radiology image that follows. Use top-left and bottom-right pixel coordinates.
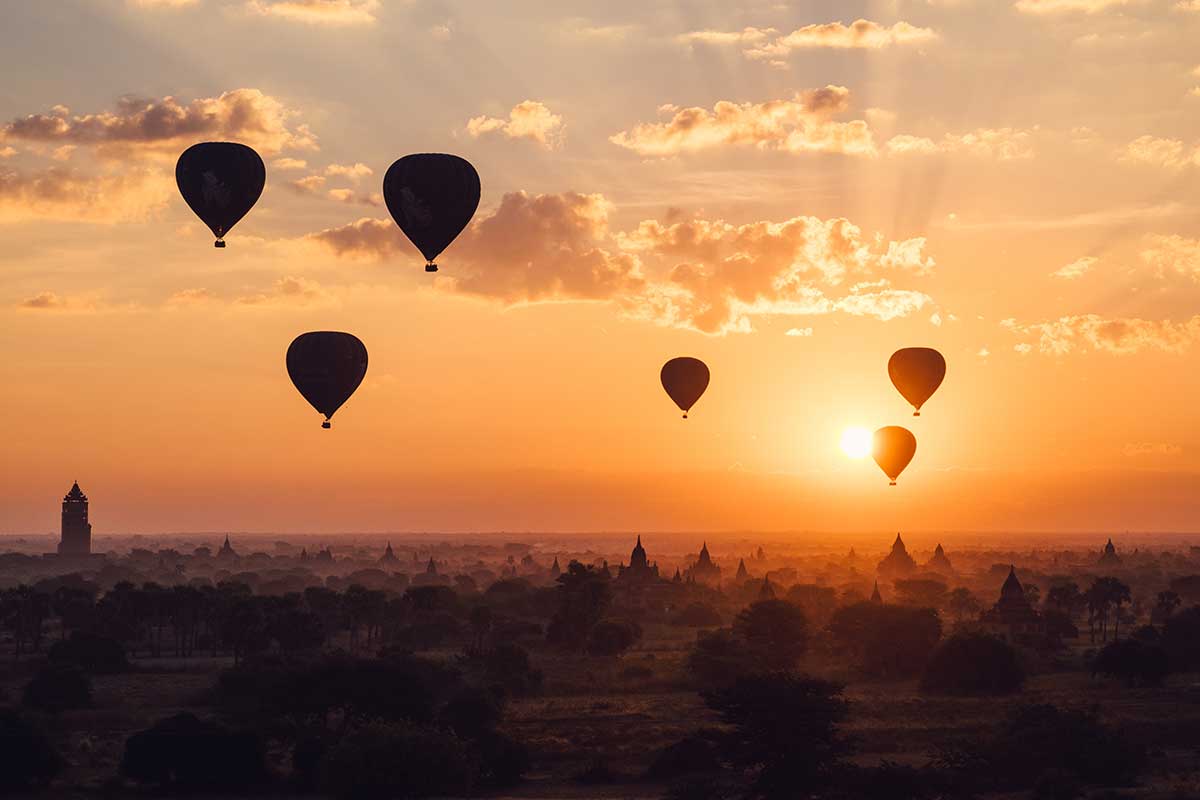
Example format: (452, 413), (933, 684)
(2, 0), (1200, 534)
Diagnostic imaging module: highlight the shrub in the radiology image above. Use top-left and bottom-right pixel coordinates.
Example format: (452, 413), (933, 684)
(48, 631), (129, 674)
(920, 633), (1024, 695)
(0, 711), (62, 790)
(23, 664), (91, 712)
(121, 712), (266, 790)
(1093, 639), (1170, 688)
(319, 721), (474, 799)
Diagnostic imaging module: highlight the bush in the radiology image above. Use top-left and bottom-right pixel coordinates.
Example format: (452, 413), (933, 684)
(0, 710), (62, 790)
(646, 734), (720, 780)
(920, 633), (1025, 695)
(48, 631), (129, 674)
(1093, 639), (1170, 687)
(319, 721), (474, 799)
(23, 664), (91, 712)
(671, 603), (723, 627)
(586, 619), (642, 657)
(121, 712), (266, 790)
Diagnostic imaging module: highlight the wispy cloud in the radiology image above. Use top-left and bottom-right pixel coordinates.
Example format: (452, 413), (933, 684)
(244, 0), (380, 25)
(1004, 314), (1200, 354)
(467, 101), (565, 149)
(1051, 256), (1098, 279)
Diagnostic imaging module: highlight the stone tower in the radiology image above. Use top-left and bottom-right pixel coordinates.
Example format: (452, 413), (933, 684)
(58, 481), (92, 556)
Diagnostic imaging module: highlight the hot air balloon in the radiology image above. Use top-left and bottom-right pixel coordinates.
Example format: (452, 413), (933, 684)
(286, 332), (368, 429)
(175, 142), (266, 248)
(873, 426), (916, 486)
(661, 357), (710, 419)
(383, 154), (481, 272)
(888, 348), (946, 416)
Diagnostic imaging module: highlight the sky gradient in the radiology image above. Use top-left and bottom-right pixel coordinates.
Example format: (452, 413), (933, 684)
(2, 0), (1199, 534)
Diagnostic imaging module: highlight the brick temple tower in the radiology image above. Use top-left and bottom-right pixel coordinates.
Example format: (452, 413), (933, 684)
(58, 481), (92, 556)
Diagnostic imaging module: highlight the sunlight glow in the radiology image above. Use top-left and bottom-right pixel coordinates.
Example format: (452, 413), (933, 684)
(840, 426), (872, 459)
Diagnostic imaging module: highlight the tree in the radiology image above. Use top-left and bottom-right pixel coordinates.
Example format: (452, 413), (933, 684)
(1086, 577), (1131, 643)
(947, 587), (982, 622)
(828, 603), (942, 678)
(732, 600), (808, 671)
(703, 674), (851, 799)
(0, 711), (62, 791)
(23, 665), (91, 712)
(546, 562), (612, 651)
(784, 585), (837, 628)
(1153, 590), (1181, 623)
(920, 633), (1024, 695)
(319, 722), (473, 799)
(121, 713), (266, 791)
(1093, 639), (1170, 688)
(1163, 606), (1200, 671)
(894, 578), (949, 610)
(1046, 581), (1083, 616)
(671, 603), (723, 628)
(586, 619), (643, 657)
(484, 643), (543, 695)
(686, 628), (756, 687)
(48, 631), (129, 674)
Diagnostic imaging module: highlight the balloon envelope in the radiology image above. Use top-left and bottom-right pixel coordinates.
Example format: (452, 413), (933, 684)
(661, 357), (710, 418)
(873, 426), (916, 485)
(888, 348), (946, 416)
(175, 142), (265, 247)
(383, 154), (481, 271)
(286, 332), (368, 428)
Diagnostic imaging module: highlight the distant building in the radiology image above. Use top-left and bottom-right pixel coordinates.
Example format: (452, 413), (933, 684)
(379, 542), (398, 565)
(672, 568), (682, 583)
(58, 481), (92, 556)
(870, 580), (883, 604)
(426, 557), (438, 575)
(217, 535), (237, 559)
(926, 543), (953, 573)
(1098, 538), (1122, 568)
(550, 557), (561, 579)
(686, 542), (722, 586)
(315, 546), (333, 563)
(617, 536), (660, 583)
(877, 534), (916, 578)
(758, 576), (775, 600)
(735, 558), (749, 582)
(980, 566), (1044, 643)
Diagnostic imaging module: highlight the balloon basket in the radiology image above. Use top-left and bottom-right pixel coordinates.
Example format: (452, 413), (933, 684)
(214, 240), (226, 248)
(682, 413), (688, 419)
(425, 262), (438, 273)
(322, 421), (331, 429)
(889, 481), (897, 486)
(913, 411), (920, 417)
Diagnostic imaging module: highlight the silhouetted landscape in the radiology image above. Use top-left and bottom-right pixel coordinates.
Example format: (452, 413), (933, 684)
(3, 484), (1200, 798)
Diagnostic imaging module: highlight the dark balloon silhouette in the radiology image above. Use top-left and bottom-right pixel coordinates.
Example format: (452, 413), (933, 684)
(175, 142), (266, 248)
(383, 154), (481, 272)
(873, 426), (916, 486)
(286, 332), (368, 429)
(661, 357), (710, 419)
(888, 348), (946, 416)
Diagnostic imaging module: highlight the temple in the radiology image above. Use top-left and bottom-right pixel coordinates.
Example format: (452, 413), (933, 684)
(1097, 538), (1122, 568)
(686, 542), (722, 586)
(980, 565), (1044, 643)
(877, 534), (916, 578)
(735, 558), (749, 582)
(926, 543), (953, 573)
(379, 542), (398, 565)
(217, 535), (237, 559)
(58, 481), (92, 556)
(617, 536), (660, 583)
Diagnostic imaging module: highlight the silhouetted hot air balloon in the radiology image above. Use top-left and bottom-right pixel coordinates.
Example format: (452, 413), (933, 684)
(661, 357), (710, 419)
(286, 332), (368, 429)
(888, 348), (946, 416)
(383, 154), (481, 272)
(175, 142), (266, 248)
(873, 426), (916, 486)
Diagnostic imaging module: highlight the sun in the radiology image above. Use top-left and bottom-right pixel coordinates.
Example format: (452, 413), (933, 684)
(840, 426), (872, 460)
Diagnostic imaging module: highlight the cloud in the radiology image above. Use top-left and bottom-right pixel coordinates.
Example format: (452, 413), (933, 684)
(288, 175), (326, 195)
(165, 288), (219, 306)
(327, 188), (383, 206)
(0, 146), (16, 159)
(1005, 314), (1200, 354)
(609, 87), (877, 157)
(18, 291), (67, 310)
(1015, 0), (1140, 13)
(324, 162), (373, 180)
(1180, 1), (1200, 10)
(786, 327), (813, 336)
(130, 0), (199, 7)
(1140, 234), (1200, 281)
(467, 101), (564, 148)
(235, 275), (331, 307)
(1051, 256), (1098, 279)
(675, 27), (777, 46)
(0, 89), (317, 157)
(15, 291), (133, 313)
(244, 0), (380, 24)
(886, 128), (1036, 159)
(1119, 135), (1199, 168)
(0, 166), (172, 223)
(311, 192), (937, 334)
(558, 18), (638, 41)
(272, 157), (308, 170)
(1123, 442), (1183, 456)
(745, 20), (937, 58)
